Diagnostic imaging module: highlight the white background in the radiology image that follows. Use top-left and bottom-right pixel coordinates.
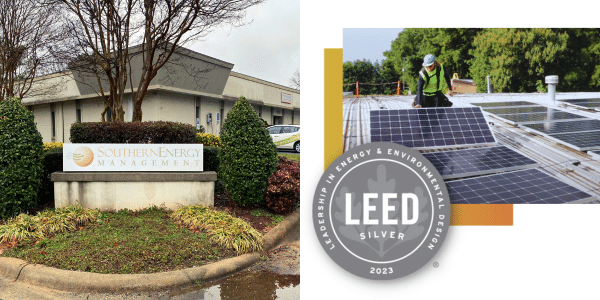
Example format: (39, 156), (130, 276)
(299, 1), (600, 298)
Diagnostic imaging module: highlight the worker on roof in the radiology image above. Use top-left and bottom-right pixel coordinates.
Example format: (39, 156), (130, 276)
(413, 54), (453, 108)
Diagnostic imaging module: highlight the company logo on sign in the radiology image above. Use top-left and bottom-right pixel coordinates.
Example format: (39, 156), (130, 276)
(63, 144), (203, 172)
(312, 142), (450, 279)
(72, 146), (94, 167)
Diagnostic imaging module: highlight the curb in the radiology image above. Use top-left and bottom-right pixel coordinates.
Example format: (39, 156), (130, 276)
(0, 209), (300, 293)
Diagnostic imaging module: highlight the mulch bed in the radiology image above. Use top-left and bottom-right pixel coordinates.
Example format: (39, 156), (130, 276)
(213, 191), (292, 234)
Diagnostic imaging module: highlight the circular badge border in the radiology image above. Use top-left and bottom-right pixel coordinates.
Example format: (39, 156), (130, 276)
(329, 158), (435, 264)
(312, 142), (451, 280)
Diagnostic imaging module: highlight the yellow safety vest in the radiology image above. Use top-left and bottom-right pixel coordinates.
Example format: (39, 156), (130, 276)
(419, 64), (445, 96)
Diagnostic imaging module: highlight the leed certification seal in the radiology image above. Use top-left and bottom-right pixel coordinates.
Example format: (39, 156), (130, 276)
(313, 142), (451, 280)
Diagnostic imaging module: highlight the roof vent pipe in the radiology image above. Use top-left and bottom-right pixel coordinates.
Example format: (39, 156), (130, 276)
(545, 75), (559, 104)
(486, 76), (493, 93)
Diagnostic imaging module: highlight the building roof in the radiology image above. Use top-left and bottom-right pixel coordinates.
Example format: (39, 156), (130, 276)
(21, 46), (298, 107)
(343, 92), (600, 203)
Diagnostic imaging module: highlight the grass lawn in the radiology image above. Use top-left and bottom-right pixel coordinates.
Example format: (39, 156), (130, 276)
(278, 153), (299, 162)
(2, 207), (238, 274)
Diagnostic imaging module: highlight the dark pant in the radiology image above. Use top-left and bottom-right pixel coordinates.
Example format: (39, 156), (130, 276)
(421, 91), (453, 108)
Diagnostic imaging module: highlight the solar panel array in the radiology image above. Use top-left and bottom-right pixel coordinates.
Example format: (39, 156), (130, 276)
(491, 110), (588, 125)
(369, 107), (496, 149)
(560, 99), (600, 111)
(523, 119), (600, 135)
(545, 131), (600, 151)
(482, 106), (547, 114)
(561, 98), (600, 104)
(423, 146), (540, 180)
(366, 105), (596, 203)
(472, 101), (539, 107)
(447, 169), (595, 204)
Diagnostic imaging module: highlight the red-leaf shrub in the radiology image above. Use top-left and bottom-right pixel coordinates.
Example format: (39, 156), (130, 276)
(264, 157), (300, 214)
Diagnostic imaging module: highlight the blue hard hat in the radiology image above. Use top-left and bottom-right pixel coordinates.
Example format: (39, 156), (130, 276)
(422, 54), (436, 67)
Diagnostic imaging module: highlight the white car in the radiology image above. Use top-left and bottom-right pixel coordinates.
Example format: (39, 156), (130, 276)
(268, 125), (300, 153)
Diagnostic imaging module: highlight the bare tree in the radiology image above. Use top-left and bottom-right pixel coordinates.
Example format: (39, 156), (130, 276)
(130, 0), (265, 122)
(0, 0), (59, 100)
(52, 0), (263, 122)
(54, 0), (141, 122)
(289, 68), (299, 90)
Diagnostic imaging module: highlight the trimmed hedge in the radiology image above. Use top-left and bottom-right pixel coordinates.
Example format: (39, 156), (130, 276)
(0, 98), (44, 219)
(70, 121), (195, 143)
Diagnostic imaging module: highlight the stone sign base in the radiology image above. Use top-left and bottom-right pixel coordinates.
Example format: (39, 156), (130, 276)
(51, 172), (216, 211)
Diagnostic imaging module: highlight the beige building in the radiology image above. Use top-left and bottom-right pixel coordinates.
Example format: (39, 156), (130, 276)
(21, 47), (300, 142)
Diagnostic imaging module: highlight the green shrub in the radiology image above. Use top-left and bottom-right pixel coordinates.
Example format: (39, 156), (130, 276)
(260, 118), (269, 128)
(203, 146), (223, 192)
(203, 146), (220, 172)
(70, 121), (195, 143)
(39, 150), (63, 206)
(219, 97), (278, 206)
(0, 97), (44, 219)
(43, 142), (63, 153)
(195, 133), (221, 147)
(265, 157), (300, 214)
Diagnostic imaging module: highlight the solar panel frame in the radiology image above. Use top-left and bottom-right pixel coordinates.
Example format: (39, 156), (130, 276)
(485, 109), (590, 125)
(471, 101), (540, 108)
(447, 168), (596, 204)
(369, 107), (497, 150)
(423, 145), (540, 180)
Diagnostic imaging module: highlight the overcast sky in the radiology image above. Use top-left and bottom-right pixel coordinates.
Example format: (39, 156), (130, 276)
(188, 0), (299, 88)
(343, 28), (404, 63)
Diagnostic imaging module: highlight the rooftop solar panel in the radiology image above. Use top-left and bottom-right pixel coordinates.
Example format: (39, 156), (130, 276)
(522, 119), (600, 135)
(447, 169), (595, 204)
(490, 110), (588, 125)
(423, 146), (539, 180)
(472, 101), (539, 107)
(546, 131), (600, 151)
(482, 106), (547, 114)
(560, 99), (600, 104)
(369, 107), (496, 149)
(563, 101), (600, 110)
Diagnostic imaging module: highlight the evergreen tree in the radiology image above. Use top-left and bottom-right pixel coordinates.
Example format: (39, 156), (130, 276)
(219, 97), (278, 206)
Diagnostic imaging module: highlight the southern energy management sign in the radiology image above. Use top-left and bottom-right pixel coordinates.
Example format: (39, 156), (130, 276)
(63, 144), (203, 172)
